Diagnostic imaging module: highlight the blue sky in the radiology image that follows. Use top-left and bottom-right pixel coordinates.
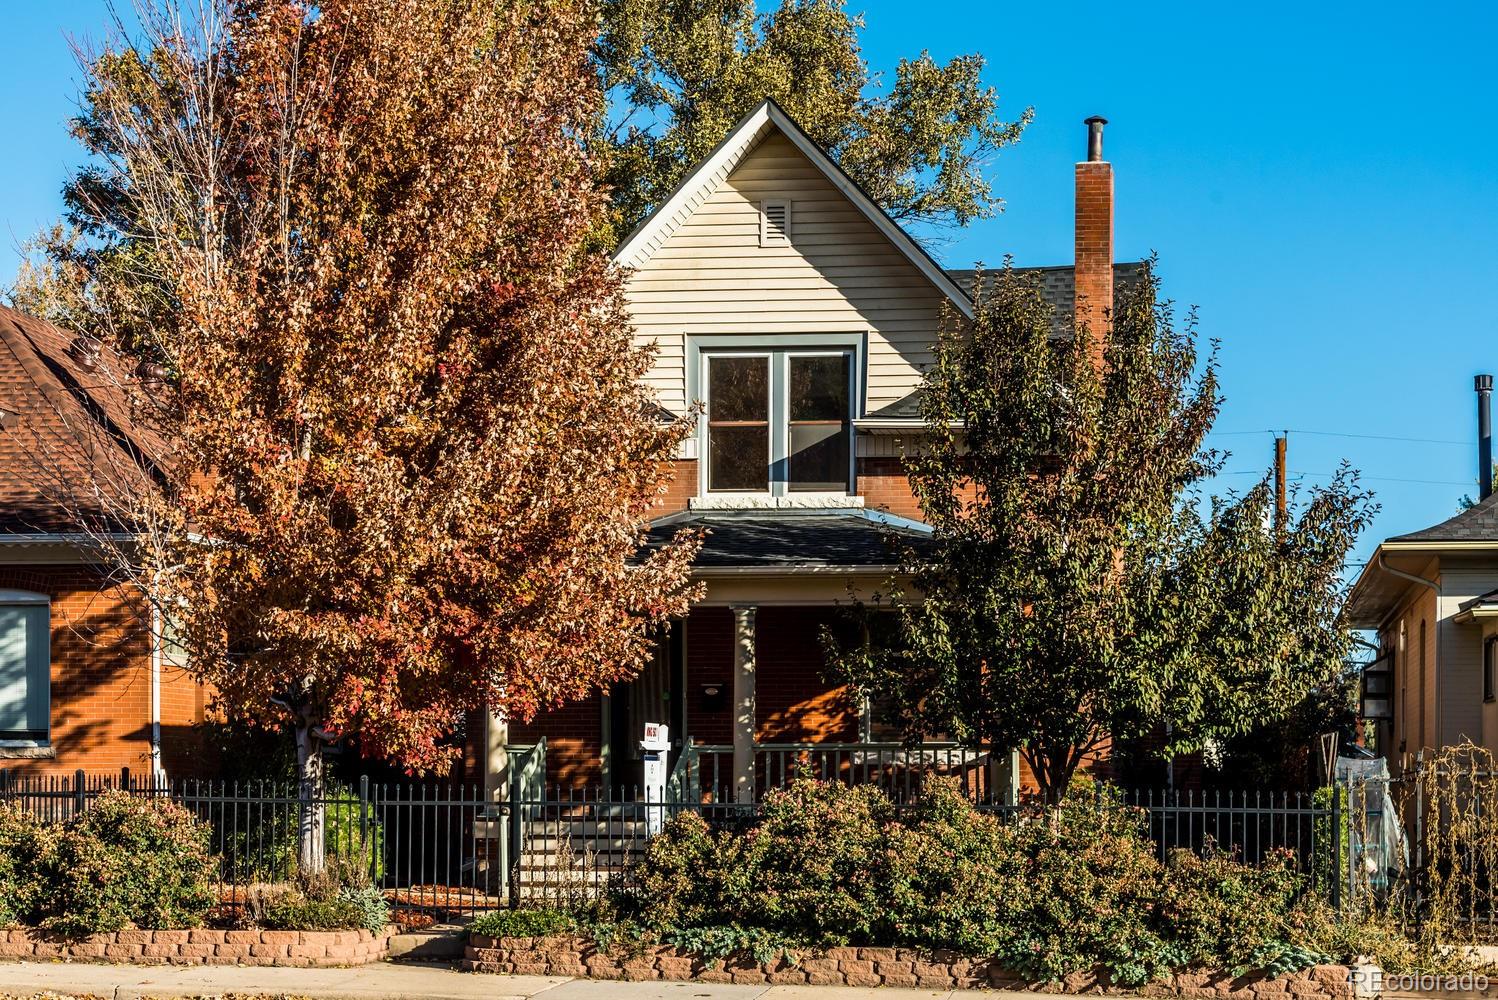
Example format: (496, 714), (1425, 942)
(2, 1), (1494, 573)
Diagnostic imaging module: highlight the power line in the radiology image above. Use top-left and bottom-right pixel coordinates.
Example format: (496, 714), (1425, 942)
(1218, 469), (1471, 488)
(1210, 428), (1473, 447)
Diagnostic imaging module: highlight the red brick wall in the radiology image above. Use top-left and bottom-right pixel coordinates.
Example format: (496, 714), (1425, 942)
(158, 663), (214, 779)
(1074, 158), (1114, 361)
(683, 606), (855, 745)
(0, 565), (209, 778)
(755, 607), (858, 742)
(685, 607), (734, 746)
(654, 460), (697, 516)
(857, 457), (922, 519)
(509, 693), (604, 789)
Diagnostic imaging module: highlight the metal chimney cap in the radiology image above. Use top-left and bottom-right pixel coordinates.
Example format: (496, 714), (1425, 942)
(1477, 374), (1494, 392)
(1084, 116), (1108, 161)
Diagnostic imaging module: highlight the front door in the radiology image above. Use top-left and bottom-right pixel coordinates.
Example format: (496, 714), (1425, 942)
(607, 621), (684, 797)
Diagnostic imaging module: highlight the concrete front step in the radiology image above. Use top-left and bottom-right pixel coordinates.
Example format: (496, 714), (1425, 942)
(388, 924), (468, 961)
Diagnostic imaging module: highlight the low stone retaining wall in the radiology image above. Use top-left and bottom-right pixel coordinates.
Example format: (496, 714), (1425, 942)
(0, 926), (394, 967)
(465, 934), (1353, 998)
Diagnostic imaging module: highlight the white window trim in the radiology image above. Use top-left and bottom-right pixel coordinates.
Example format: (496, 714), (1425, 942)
(697, 345), (859, 499)
(0, 589), (50, 748)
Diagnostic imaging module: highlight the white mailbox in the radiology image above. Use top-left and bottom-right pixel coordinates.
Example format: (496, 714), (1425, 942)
(640, 722), (670, 836)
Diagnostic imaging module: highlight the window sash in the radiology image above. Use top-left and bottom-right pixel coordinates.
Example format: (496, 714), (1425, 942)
(705, 354), (772, 492)
(701, 348), (853, 496)
(0, 601), (50, 742)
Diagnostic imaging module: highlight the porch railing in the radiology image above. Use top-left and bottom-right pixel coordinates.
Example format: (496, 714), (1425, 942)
(504, 738), (547, 904)
(684, 741), (998, 803)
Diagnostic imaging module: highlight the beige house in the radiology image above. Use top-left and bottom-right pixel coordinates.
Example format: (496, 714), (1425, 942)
(495, 100), (1136, 800)
(1346, 377), (1498, 770)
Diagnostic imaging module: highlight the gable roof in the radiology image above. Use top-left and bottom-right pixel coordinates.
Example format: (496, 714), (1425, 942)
(0, 305), (161, 534)
(1382, 491), (1498, 545)
(613, 98), (975, 320)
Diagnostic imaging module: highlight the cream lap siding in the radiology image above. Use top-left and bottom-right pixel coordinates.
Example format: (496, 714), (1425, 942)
(1382, 583), (1439, 762)
(623, 131), (950, 418)
(1438, 564), (1498, 748)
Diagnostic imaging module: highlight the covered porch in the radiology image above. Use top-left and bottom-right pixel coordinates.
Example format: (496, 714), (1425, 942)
(486, 508), (1018, 804)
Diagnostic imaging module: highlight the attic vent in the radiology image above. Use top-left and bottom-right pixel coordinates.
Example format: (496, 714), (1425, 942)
(67, 336), (100, 371)
(759, 199), (791, 247)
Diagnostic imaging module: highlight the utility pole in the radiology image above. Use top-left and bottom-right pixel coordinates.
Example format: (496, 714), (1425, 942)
(1274, 435), (1288, 533)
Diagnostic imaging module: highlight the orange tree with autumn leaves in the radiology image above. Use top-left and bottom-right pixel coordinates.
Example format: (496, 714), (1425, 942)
(50, 0), (699, 866)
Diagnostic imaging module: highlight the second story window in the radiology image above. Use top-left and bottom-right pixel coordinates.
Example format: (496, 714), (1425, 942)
(703, 349), (853, 495)
(707, 355), (771, 492)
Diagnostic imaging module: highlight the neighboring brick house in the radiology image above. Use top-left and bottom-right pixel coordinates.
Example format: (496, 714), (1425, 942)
(496, 101), (1139, 798)
(0, 306), (210, 778)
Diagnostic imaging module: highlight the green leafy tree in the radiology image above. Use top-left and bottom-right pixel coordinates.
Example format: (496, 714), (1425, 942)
(595, 0), (1031, 242)
(828, 265), (1376, 801)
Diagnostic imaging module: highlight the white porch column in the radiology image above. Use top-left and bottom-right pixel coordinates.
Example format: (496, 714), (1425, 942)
(484, 711), (509, 804)
(731, 605), (757, 804)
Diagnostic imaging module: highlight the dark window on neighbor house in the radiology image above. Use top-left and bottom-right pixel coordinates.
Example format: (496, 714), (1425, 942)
(1486, 636), (1498, 703)
(704, 349), (853, 494)
(0, 593), (50, 743)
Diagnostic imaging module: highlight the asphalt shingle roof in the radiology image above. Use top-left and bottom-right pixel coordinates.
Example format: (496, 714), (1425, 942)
(642, 509), (931, 569)
(945, 262), (1149, 339)
(1388, 491), (1498, 544)
(864, 263), (1149, 419)
(0, 305), (159, 534)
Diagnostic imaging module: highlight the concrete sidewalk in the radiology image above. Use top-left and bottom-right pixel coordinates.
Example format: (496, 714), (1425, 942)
(0, 960), (1036, 1000)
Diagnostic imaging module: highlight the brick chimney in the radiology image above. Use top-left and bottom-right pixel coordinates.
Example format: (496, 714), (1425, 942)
(1074, 115), (1113, 369)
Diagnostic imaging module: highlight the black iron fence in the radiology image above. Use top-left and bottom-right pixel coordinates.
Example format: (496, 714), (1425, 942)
(1, 756), (1348, 914)
(509, 780), (1346, 907)
(0, 768), (505, 919)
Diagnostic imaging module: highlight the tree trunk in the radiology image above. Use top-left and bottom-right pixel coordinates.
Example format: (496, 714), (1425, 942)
(1023, 742), (1078, 806)
(295, 722), (326, 873)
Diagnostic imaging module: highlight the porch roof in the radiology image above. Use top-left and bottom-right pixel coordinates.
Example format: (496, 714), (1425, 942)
(642, 508), (932, 571)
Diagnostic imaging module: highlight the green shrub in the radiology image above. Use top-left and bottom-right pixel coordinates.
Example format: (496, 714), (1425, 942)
(617, 776), (1372, 984)
(626, 811), (742, 929)
(340, 883), (390, 934)
(741, 780), (892, 945)
(261, 894), (366, 931)
(0, 806), (52, 928)
(252, 855), (389, 933)
(663, 924), (799, 966)
(882, 779), (1018, 955)
(991, 795), (1171, 986)
(1158, 846), (1306, 972)
(627, 778), (892, 947)
(470, 908), (576, 939)
(44, 791), (217, 936)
